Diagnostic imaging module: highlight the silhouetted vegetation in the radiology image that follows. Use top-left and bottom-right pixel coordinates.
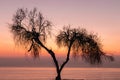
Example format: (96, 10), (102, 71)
(10, 8), (114, 80)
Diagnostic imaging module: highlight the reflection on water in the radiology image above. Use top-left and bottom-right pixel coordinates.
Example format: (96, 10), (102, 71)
(0, 67), (120, 80)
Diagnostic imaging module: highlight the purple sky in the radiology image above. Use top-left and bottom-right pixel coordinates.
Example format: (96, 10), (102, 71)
(0, 0), (120, 67)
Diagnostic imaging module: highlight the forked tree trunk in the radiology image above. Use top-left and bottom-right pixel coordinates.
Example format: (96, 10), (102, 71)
(35, 38), (61, 80)
(35, 38), (72, 80)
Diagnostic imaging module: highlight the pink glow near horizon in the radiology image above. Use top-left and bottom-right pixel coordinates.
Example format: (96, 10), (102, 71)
(0, 0), (120, 57)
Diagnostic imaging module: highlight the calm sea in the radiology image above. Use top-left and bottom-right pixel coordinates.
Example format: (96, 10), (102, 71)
(0, 67), (120, 80)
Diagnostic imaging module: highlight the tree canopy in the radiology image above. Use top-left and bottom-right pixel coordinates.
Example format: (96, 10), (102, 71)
(10, 8), (114, 80)
(56, 26), (113, 64)
(10, 8), (52, 57)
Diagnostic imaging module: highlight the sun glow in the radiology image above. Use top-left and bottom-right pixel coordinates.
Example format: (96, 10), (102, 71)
(0, 0), (120, 58)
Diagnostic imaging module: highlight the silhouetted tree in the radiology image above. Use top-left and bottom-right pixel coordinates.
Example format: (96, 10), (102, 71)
(10, 8), (113, 80)
(56, 26), (114, 79)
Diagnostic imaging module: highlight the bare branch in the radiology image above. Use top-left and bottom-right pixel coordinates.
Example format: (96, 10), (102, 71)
(56, 26), (114, 65)
(10, 8), (52, 58)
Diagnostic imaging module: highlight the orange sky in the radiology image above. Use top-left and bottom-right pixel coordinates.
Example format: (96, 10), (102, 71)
(0, 0), (120, 57)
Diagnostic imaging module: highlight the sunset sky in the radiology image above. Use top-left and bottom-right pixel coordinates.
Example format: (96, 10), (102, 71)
(0, 0), (120, 58)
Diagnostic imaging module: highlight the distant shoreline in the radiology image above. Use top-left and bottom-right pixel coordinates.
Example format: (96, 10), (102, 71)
(0, 66), (120, 68)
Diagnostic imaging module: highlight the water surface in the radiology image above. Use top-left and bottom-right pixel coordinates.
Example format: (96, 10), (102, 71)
(0, 67), (120, 80)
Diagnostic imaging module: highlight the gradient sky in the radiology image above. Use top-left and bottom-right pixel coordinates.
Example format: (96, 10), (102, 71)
(0, 0), (120, 58)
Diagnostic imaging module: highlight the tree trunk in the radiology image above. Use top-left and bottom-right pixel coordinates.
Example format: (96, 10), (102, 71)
(34, 38), (61, 80)
(35, 38), (73, 80)
(55, 72), (61, 80)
